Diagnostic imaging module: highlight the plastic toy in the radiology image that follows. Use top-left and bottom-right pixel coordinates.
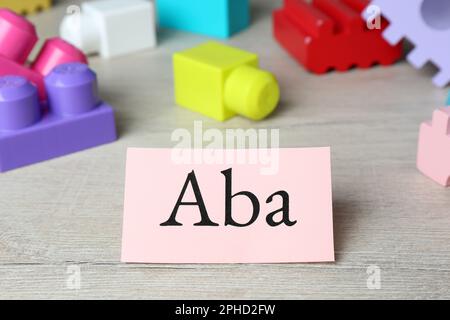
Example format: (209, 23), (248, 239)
(0, 0), (52, 15)
(417, 107), (450, 187)
(363, 0), (450, 87)
(273, 0), (402, 73)
(0, 9), (38, 64)
(173, 42), (280, 122)
(0, 63), (117, 173)
(0, 9), (87, 100)
(60, 0), (156, 59)
(447, 92), (450, 106)
(156, 0), (250, 39)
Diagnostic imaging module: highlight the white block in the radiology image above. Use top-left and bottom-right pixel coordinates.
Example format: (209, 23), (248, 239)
(60, 0), (156, 59)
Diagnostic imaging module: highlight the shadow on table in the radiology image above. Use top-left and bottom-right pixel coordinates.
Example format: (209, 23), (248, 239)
(332, 199), (362, 262)
(97, 88), (132, 139)
(250, 0), (278, 25)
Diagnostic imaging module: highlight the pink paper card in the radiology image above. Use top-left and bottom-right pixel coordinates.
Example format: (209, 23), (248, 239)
(121, 148), (334, 263)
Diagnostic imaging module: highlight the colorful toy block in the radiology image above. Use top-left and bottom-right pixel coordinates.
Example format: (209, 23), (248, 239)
(273, 0), (402, 73)
(60, 0), (156, 59)
(0, 63), (117, 172)
(417, 107), (450, 187)
(0, 8), (37, 64)
(173, 42), (280, 122)
(363, 0), (450, 87)
(31, 38), (88, 76)
(0, 0), (52, 15)
(447, 91), (450, 106)
(156, 0), (250, 38)
(0, 9), (87, 100)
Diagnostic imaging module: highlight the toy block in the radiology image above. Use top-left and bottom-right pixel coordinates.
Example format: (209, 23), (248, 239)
(0, 63), (117, 172)
(0, 8), (37, 64)
(273, 0), (402, 73)
(173, 42), (280, 122)
(0, 55), (45, 100)
(0, 0), (52, 15)
(447, 92), (450, 106)
(417, 108), (450, 187)
(31, 38), (88, 76)
(0, 9), (87, 100)
(364, 0), (450, 88)
(156, 0), (250, 38)
(60, 0), (156, 59)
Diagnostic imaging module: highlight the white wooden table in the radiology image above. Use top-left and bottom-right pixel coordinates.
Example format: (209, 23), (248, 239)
(0, 0), (449, 299)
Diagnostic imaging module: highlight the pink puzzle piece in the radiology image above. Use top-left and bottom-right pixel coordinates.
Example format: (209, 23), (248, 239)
(417, 108), (450, 187)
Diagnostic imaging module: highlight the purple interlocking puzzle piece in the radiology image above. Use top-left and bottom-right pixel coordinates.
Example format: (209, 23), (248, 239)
(0, 63), (117, 172)
(363, 0), (450, 87)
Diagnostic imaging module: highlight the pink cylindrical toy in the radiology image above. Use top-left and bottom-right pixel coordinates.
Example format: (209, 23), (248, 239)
(31, 38), (88, 76)
(0, 9), (38, 64)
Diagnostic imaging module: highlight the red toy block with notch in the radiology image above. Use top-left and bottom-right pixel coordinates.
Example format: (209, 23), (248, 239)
(273, 0), (403, 73)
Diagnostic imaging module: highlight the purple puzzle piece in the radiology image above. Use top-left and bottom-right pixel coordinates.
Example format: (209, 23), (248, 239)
(363, 0), (450, 87)
(0, 63), (117, 172)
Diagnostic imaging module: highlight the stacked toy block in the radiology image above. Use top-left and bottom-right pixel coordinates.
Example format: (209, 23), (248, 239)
(0, 10), (117, 172)
(417, 108), (450, 187)
(157, 0), (250, 38)
(60, 0), (156, 59)
(0, 9), (87, 100)
(0, 0), (52, 15)
(173, 42), (280, 122)
(0, 64), (117, 173)
(273, 0), (402, 73)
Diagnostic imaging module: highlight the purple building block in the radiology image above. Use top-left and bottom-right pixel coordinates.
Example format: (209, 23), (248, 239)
(0, 63), (117, 172)
(363, 0), (450, 87)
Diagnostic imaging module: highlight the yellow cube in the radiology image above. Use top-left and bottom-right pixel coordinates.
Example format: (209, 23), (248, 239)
(0, 0), (52, 15)
(173, 41), (280, 121)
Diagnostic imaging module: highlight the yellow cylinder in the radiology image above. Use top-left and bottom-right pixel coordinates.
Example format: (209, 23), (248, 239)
(224, 65), (280, 121)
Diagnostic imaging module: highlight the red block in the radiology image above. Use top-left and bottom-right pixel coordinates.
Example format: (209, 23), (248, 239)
(273, 0), (403, 73)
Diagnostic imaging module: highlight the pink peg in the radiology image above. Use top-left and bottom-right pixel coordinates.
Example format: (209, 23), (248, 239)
(0, 9), (38, 64)
(31, 37), (88, 76)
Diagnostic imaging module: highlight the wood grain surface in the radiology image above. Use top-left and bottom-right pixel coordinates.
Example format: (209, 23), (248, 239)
(0, 0), (449, 299)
